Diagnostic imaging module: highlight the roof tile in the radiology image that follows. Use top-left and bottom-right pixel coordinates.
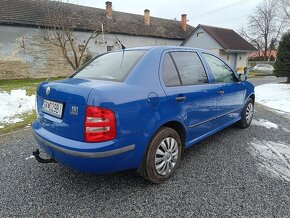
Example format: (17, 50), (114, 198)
(0, 0), (194, 40)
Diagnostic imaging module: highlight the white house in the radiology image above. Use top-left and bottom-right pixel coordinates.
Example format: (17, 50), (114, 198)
(0, 0), (193, 80)
(182, 24), (256, 71)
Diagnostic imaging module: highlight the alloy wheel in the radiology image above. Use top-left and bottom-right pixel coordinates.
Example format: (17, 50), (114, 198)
(245, 102), (254, 124)
(155, 137), (179, 176)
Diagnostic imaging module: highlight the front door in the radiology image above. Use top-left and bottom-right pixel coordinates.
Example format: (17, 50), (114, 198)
(161, 51), (217, 140)
(202, 53), (246, 127)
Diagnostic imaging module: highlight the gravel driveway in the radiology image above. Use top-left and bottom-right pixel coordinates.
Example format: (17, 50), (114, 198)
(0, 77), (289, 217)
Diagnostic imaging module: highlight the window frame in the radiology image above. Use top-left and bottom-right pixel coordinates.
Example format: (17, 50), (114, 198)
(201, 52), (238, 84)
(162, 50), (209, 87)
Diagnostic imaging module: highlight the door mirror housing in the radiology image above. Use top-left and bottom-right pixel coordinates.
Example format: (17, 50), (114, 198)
(238, 73), (247, 82)
(244, 67), (250, 76)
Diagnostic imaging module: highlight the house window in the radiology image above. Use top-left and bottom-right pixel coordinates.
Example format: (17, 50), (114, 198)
(227, 56), (230, 61)
(107, 46), (114, 51)
(239, 56), (242, 60)
(197, 32), (204, 37)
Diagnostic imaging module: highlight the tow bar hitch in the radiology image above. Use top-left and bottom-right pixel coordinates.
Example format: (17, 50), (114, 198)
(32, 149), (56, 163)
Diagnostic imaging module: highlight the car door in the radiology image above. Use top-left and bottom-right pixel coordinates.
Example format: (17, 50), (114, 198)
(202, 53), (246, 127)
(161, 51), (217, 140)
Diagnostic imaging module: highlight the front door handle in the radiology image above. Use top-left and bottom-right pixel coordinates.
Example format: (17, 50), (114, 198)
(218, 90), (224, 95)
(175, 96), (186, 102)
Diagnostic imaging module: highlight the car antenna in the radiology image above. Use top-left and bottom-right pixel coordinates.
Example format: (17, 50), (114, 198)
(115, 35), (126, 51)
(102, 23), (126, 50)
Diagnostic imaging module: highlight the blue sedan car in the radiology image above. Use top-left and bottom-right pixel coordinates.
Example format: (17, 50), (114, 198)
(32, 46), (254, 183)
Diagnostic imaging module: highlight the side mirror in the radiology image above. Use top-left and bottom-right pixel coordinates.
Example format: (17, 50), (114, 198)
(238, 73), (247, 82)
(244, 67), (250, 76)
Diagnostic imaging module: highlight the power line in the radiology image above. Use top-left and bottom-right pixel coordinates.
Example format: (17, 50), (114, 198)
(191, 0), (252, 18)
(212, 15), (248, 25)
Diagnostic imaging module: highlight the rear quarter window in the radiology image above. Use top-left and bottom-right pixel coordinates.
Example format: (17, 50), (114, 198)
(73, 50), (146, 81)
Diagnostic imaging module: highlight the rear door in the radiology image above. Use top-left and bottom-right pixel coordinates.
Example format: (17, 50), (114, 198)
(202, 53), (246, 127)
(161, 51), (217, 140)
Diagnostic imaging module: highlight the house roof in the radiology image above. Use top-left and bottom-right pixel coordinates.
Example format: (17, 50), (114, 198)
(182, 24), (256, 51)
(0, 0), (194, 40)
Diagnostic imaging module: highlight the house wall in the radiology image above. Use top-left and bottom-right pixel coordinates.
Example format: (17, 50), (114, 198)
(0, 25), (182, 80)
(183, 26), (250, 71)
(219, 51), (248, 71)
(218, 50), (237, 69)
(236, 53), (248, 70)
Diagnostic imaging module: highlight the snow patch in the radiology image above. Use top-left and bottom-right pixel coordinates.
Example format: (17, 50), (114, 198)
(25, 155), (35, 160)
(255, 84), (290, 117)
(249, 139), (290, 182)
(251, 119), (278, 129)
(0, 90), (35, 124)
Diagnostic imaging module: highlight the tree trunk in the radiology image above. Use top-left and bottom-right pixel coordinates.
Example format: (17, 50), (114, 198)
(287, 76), (290, 83)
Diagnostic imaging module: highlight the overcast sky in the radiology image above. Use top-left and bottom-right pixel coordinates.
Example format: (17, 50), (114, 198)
(75, 0), (263, 31)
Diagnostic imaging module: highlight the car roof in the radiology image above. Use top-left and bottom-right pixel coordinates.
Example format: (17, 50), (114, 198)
(113, 46), (207, 53)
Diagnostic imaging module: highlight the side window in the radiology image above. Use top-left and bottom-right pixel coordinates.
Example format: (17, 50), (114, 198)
(171, 52), (208, 85)
(162, 53), (181, 86)
(203, 53), (235, 83)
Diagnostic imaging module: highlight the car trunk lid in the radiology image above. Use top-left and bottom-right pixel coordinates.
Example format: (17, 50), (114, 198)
(36, 78), (117, 141)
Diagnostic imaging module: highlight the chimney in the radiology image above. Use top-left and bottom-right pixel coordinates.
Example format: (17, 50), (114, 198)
(144, 9), (150, 26)
(181, 14), (187, 31)
(106, 1), (112, 18)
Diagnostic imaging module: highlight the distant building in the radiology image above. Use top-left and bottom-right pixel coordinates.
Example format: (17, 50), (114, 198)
(0, 0), (193, 80)
(182, 24), (256, 71)
(249, 50), (277, 61)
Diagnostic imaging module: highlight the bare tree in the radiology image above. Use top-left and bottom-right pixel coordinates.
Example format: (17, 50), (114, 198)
(278, 0), (290, 19)
(240, 0), (287, 61)
(38, 0), (101, 70)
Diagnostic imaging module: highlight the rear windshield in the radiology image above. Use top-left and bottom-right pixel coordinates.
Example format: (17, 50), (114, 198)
(72, 50), (146, 81)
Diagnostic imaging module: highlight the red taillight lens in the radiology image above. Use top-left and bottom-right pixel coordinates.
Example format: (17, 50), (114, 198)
(85, 106), (116, 142)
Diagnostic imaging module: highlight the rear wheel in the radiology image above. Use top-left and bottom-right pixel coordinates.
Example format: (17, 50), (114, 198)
(139, 127), (182, 183)
(237, 98), (254, 128)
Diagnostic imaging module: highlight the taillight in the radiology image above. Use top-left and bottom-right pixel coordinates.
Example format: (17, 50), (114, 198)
(84, 106), (116, 142)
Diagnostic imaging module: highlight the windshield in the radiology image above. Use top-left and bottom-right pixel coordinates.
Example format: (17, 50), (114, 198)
(73, 50), (146, 81)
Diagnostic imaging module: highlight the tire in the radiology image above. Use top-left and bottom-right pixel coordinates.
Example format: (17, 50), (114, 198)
(138, 127), (182, 184)
(237, 98), (254, 128)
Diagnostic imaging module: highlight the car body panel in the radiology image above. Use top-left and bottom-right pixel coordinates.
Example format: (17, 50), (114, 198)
(210, 82), (246, 127)
(32, 46), (254, 174)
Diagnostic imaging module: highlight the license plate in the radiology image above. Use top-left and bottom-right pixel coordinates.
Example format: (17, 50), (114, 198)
(42, 99), (63, 118)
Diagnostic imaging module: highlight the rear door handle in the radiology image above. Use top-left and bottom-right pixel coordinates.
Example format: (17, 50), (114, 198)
(175, 96), (186, 102)
(218, 90), (224, 95)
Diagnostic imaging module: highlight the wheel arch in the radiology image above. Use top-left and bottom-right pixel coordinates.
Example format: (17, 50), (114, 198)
(161, 120), (186, 147)
(249, 93), (255, 103)
(245, 92), (255, 105)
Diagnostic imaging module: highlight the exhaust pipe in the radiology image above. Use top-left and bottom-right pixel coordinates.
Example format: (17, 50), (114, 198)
(32, 149), (56, 163)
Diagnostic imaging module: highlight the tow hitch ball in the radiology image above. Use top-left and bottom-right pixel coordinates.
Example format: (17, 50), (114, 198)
(32, 149), (56, 163)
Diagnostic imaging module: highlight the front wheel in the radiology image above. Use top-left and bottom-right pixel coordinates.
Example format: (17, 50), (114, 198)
(237, 98), (254, 128)
(139, 127), (182, 183)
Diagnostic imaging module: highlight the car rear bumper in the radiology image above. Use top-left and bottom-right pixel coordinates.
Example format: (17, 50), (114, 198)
(32, 121), (137, 173)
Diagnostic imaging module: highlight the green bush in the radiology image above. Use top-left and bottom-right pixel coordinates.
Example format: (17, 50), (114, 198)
(274, 32), (290, 83)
